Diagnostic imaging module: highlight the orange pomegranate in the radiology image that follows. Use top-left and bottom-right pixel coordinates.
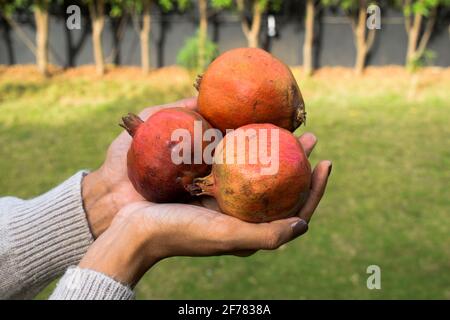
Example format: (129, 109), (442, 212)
(196, 48), (306, 133)
(186, 123), (311, 222)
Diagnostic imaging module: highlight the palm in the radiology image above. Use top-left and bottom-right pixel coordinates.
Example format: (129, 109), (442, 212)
(101, 98), (327, 237)
(113, 126), (325, 258)
(118, 201), (296, 258)
(101, 130), (144, 204)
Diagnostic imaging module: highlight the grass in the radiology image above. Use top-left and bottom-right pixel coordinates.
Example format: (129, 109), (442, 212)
(0, 65), (449, 299)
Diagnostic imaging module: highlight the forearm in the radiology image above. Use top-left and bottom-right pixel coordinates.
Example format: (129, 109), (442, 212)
(49, 219), (143, 300)
(50, 210), (157, 300)
(78, 214), (156, 287)
(0, 171), (94, 299)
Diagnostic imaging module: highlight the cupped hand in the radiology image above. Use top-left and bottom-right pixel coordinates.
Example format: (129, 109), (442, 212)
(81, 98), (198, 238)
(79, 128), (331, 286)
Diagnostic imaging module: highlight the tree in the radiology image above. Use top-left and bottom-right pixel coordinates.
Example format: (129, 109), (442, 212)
(195, 0), (232, 70)
(85, 0), (106, 75)
(0, 0), (53, 75)
(111, 1), (191, 74)
(323, 0), (378, 74)
(110, 0), (153, 73)
(111, 0), (186, 73)
(236, 0), (283, 48)
(33, 1), (51, 75)
(352, 0), (377, 74)
(399, 0), (448, 67)
(198, 0), (208, 70)
(140, 0), (153, 73)
(303, 0), (317, 76)
(236, 0), (264, 48)
(0, 1), (36, 64)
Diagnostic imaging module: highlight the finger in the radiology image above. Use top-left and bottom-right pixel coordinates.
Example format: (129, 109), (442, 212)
(225, 216), (308, 251)
(298, 160), (332, 223)
(139, 97), (198, 120)
(297, 132), (317, 157)
(188, 199), (203, 207)
(200, 196), (221, 212)
(231, 250), (257, 257)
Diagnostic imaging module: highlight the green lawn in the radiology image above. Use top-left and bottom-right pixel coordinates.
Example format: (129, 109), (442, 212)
(0, 66), (449, 299)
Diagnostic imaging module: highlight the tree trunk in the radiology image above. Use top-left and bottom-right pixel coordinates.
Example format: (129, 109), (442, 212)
(3, 14), (36, 56)
(92, 19), (105, 75)
(303, 0), (315, 76)
(198, 0), (208, 70)
(34, 6), (49, 76)
(247, 33), (258, 48)
(354, 44), (366, 75)
(89, 1), (105, 75)
(237, 0), (248, 43)
(406, 12), (422, 65)
(248, 0), (262, 48)
(238, 0), (262, 48)
(416, 7), (436, 58)
(354, 3), (368, 75)
(140, 0), (152, 73)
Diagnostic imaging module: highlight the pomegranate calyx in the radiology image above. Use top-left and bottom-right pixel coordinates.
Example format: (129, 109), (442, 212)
(120, 113), (144, 137)
(193, 74), (203, 91)
(185, 175), (214, 196)
(295, 107), (307, 127)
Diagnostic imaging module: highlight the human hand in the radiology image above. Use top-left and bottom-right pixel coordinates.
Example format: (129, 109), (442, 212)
(79, 134), (331, 286)
(81, 98), (198, 238)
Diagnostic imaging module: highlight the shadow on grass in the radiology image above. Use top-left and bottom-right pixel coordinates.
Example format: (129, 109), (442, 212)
(0, 82), (52, 103)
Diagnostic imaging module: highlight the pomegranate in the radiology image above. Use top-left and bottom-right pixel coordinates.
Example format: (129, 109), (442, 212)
(121, 108), (212, 203)
(186, 124), (311, 223)
(196, 48), (306, 133)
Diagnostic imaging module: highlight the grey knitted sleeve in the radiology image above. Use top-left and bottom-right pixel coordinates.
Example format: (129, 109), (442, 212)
(0, 171), (94, 299)
(49, 267), (134, 300)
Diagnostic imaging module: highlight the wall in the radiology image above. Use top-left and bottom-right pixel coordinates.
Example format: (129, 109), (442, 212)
(0, 6), (449, 68)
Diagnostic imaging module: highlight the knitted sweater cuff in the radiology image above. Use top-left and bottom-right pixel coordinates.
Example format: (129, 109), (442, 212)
(0, 171), (94, 299)
(50, 267), (134, 300)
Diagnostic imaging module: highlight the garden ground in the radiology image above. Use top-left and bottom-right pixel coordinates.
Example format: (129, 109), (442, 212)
(0, 65), (449, 299)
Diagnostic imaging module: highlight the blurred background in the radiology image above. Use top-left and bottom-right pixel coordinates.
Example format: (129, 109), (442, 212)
(0, 0), (449, 299)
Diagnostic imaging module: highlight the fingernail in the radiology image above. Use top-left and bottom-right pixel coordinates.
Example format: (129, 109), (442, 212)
(304, 132), (317, 141)
(327, 161), (333, 177)
(291, 219), (308, 237)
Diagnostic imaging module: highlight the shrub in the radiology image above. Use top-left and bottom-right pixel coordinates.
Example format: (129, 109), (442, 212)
(408, 49), (437, 72)
(176, 31), (219, 71)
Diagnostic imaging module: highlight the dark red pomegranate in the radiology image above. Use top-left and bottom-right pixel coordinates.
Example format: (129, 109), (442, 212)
(121, 107), (212, 202)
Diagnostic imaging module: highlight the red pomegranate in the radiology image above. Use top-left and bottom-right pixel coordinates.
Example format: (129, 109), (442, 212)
(121, 108), (212, 203)
(196, 48), (306, 133)
(186, 123), (311, 222)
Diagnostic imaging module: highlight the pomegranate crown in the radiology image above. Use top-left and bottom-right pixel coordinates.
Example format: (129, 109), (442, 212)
(120, 113), (144, 137)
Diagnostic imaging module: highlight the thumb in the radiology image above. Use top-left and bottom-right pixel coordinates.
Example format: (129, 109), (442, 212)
(139, 97), (198, 120)
(231, 217), (309, 251)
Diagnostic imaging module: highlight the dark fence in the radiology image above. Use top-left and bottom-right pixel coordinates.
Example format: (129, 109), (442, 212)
(1, 6), (449, 68)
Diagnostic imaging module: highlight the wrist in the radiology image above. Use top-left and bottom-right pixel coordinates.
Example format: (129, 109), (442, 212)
(82, 168), (118, 238)
(79, 215), (156, 286)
